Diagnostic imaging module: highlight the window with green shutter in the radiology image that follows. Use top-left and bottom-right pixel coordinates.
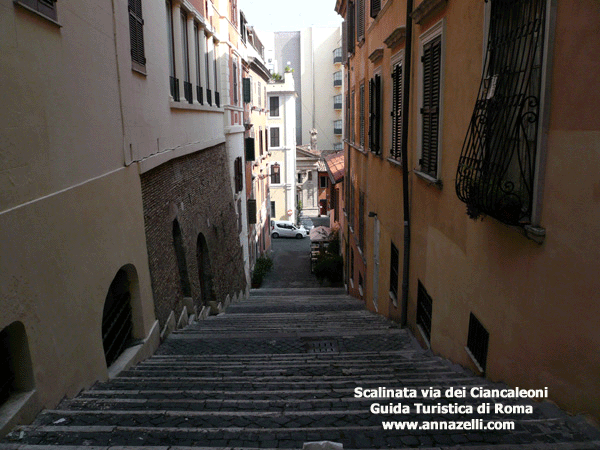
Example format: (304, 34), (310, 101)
(243, 78), (251, 103)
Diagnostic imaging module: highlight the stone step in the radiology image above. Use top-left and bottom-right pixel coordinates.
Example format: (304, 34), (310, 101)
(5, 421), (595, 449)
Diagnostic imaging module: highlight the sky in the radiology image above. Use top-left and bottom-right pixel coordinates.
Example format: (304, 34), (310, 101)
(238, 0), (343, 33)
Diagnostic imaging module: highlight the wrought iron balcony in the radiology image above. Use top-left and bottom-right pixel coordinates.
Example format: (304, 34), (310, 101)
(215, 91), (220, 107)
(196, 85), (203, 105)
(169, 76), (180, 102)
(206, 89), (212, 106)
(183, 81), (193, 104)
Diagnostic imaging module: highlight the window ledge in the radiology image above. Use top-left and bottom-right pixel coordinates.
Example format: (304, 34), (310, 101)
(417, 324), (431, 350)
(464, 346), (485, 375)
(387, 157), (403, 168)
(389, 291), (398, 308)
(132, 62), (147, 76)
(414, 170), (443, 189)
(170, 100), (224, 113)
(14, 1), (61, 27)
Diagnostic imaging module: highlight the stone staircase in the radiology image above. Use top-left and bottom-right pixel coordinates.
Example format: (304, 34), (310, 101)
(2, 288), (599, 449)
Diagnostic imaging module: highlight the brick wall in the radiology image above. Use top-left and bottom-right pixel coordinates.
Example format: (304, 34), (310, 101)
(141, 144), (246, 326)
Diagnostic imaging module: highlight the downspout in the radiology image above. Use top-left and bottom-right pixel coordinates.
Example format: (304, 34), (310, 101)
(400, 0), (413, 327)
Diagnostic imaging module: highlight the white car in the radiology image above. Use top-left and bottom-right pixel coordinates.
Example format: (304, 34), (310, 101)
(271, 220), (309, 239)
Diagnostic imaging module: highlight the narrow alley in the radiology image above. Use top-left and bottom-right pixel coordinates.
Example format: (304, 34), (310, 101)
(2, 283), (599, 449)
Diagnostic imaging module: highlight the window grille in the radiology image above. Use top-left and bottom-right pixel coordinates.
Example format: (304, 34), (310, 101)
(456, 0), (547, 225)
(390, 62), (403, 161)
(128, 0), (145, 68)
(102, 270), (134, 367)
(420, 35), (441, 178)
(467, 313), (489, 372)
(417, 280), (433, 342)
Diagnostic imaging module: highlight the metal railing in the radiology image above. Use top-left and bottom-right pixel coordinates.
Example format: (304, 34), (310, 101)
(169, 76), (180, 102)
(196, 85), (203, 104)
(183, 81), (193, 104)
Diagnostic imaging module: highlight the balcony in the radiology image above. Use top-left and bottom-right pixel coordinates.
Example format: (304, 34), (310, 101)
(196, 85), (203, 105)
(207, 89), (212, 106)
(215, 91), (220, 108)
(183, 81), (193, 104)
(333, 47), (343, 64)
(334, 120), (342, 135)
(169, 76), (180, 102)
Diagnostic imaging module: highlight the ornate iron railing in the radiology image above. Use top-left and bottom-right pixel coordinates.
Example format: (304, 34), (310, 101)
(456, 0), (546, 226)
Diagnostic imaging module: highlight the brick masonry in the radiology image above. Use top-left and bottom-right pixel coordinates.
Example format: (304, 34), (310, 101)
(141, 144), (246, 326)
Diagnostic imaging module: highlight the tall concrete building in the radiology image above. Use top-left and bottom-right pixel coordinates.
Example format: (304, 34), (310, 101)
(267, 28), (343, 151)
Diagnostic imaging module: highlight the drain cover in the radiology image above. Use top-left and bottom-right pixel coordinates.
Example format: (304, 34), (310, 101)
(305, 340), (339, 353)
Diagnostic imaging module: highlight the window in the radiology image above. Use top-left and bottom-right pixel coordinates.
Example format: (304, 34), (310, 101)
(356, 0), (365, 42)
(214, 42), (220, 107)
(347, 1), (355, 55)
(166, 1), (179, 101)
(417, 280), (433, 342)
(181, 10), (193, 104)
(270, 127), (280, 147)
(419, 24), (443, 179)
(258, 81), (262, 107)
(350, 89), (355, 143)
(368, 74), (382, 155)
(297, 173), (302, 184)
(15, 0), (57, 22)
(194, 23), (203, 104)
(271, 164), (281, 184)
(320, 176), (328, 189)
(245, 137), (255, 161)
(270, 201), (276, 218)
(334, 94), (343, 109)
(370, 0), (381, 18)
(333, 47), (342, 63)
(456, 0), (547, 226)
(234, 156), (243, 193)
(247, 199), (257, 224)
(240, 11), (247, 43)
(334, 120), (342, 135)
(243, 77), (251, 103)
(333, 143), (343, 151)
(270, 96), (280, 116)
(129, 0), (146, 72)
(389, 243), (399, 304)
(265, 128), (269, 152)
(467, 313), (489, 373)
(358, 191), (365, 251)
(232, 61), (238, 105)
(333, 71), (343, 87)
(308, 171), (312, 181)
(359, 83), (365, 148)
(259, 128), (264, 156)
(205, 34), (212, 104)
(390, 60), (403, 161)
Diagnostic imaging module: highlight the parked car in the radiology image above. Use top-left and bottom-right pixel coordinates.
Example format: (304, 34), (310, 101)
(299, 217), (314, 232)
(271, 220), (309, 239)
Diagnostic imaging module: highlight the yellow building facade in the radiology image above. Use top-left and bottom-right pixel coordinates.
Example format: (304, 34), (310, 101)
(337, 0), (600, 420)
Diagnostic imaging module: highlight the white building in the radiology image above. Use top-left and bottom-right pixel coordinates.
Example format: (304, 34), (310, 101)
(267, 72), (298, 223)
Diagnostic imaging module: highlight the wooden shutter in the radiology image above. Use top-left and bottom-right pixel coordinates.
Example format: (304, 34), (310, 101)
(128, 0), (146, 67)
(247, 199), (257, 224)
(245, 137), (255, 161)
(368, 79), (374, 151)
(342, 20), (348, 63)
(243, 78), (251, 103)
(265, 129), (269, 152)
(374, 74), (381, 154)
(370, 0), (381, 18)
(357, 0), (365, 41)
(391, 63), (403, 160)
(420, 36), (441, 178)
(347, 2), (355, 55)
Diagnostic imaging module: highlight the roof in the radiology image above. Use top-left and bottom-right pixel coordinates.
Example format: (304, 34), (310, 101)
(324, 151), (345, 184)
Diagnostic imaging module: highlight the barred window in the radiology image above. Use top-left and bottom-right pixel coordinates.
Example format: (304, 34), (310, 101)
(456, 0), (547, 226)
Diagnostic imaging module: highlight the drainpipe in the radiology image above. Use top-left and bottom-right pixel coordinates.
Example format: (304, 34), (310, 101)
(400, 0), (413, 327)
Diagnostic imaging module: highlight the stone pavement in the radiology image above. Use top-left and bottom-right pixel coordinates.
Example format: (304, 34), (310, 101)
(2, 288), (600, 450)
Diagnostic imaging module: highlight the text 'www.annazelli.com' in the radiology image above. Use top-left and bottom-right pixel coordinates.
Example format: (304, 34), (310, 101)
(381, 420), (515, 431)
